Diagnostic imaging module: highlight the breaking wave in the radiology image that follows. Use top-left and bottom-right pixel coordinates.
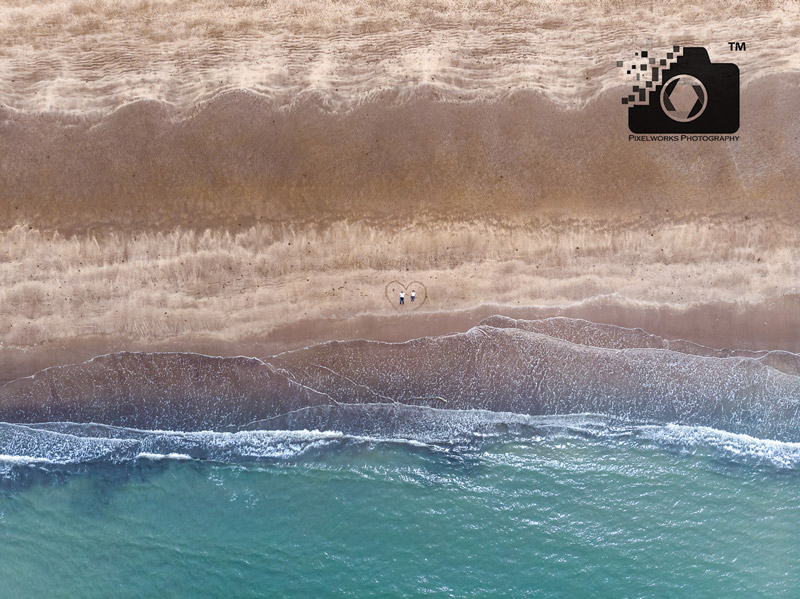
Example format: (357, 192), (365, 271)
(2, 409), (800, 485)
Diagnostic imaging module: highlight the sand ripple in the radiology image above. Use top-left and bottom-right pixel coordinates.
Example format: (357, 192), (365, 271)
(1, 0), (798, 114)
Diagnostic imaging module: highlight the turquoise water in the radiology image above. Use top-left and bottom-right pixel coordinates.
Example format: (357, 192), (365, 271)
(1, 416), (799, 598)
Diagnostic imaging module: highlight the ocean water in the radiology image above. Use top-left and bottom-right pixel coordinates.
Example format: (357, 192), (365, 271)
(1, 414), (799, 598)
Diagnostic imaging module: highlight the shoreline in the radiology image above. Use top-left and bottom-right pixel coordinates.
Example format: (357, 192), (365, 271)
(4, 296), (800, 385)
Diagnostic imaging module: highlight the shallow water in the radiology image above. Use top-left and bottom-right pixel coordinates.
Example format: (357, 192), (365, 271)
(1, 414), (798, 598)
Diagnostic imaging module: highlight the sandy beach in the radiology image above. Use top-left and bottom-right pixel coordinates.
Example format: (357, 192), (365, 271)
(2, 0), (800, 382)
(5, 4), (800, 596)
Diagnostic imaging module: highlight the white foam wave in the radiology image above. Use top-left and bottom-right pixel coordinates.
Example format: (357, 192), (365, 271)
(135, 453), (193, 461)
(3, 414), (800, 476)
(0, 454), (56, 466)
(637, 424), (800, 469)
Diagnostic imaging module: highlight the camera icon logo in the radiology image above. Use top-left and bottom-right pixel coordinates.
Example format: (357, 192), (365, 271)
(620, 46), (739, 134)
(660, 74), (707, 122)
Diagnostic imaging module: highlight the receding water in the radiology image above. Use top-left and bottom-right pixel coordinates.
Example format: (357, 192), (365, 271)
(1, 415), (799, 598)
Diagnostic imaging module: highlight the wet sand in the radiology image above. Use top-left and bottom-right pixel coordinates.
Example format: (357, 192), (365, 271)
(2, 79), (800, 231)
(4, 292), (800, 385)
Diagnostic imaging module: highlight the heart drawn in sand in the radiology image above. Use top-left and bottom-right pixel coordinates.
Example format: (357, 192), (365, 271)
(384, 280), (427, 310)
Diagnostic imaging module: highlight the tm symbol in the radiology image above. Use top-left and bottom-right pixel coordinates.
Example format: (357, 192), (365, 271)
(728, 42), (746, 51)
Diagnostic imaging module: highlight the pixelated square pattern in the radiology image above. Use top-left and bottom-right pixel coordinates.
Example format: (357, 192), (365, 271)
(618, 46), (682, 105)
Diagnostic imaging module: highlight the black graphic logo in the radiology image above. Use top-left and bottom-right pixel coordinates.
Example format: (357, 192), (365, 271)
(620, 46), (739, 133)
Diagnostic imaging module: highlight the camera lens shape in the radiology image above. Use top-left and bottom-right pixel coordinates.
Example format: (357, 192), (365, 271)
(660, 74), (707, 122)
